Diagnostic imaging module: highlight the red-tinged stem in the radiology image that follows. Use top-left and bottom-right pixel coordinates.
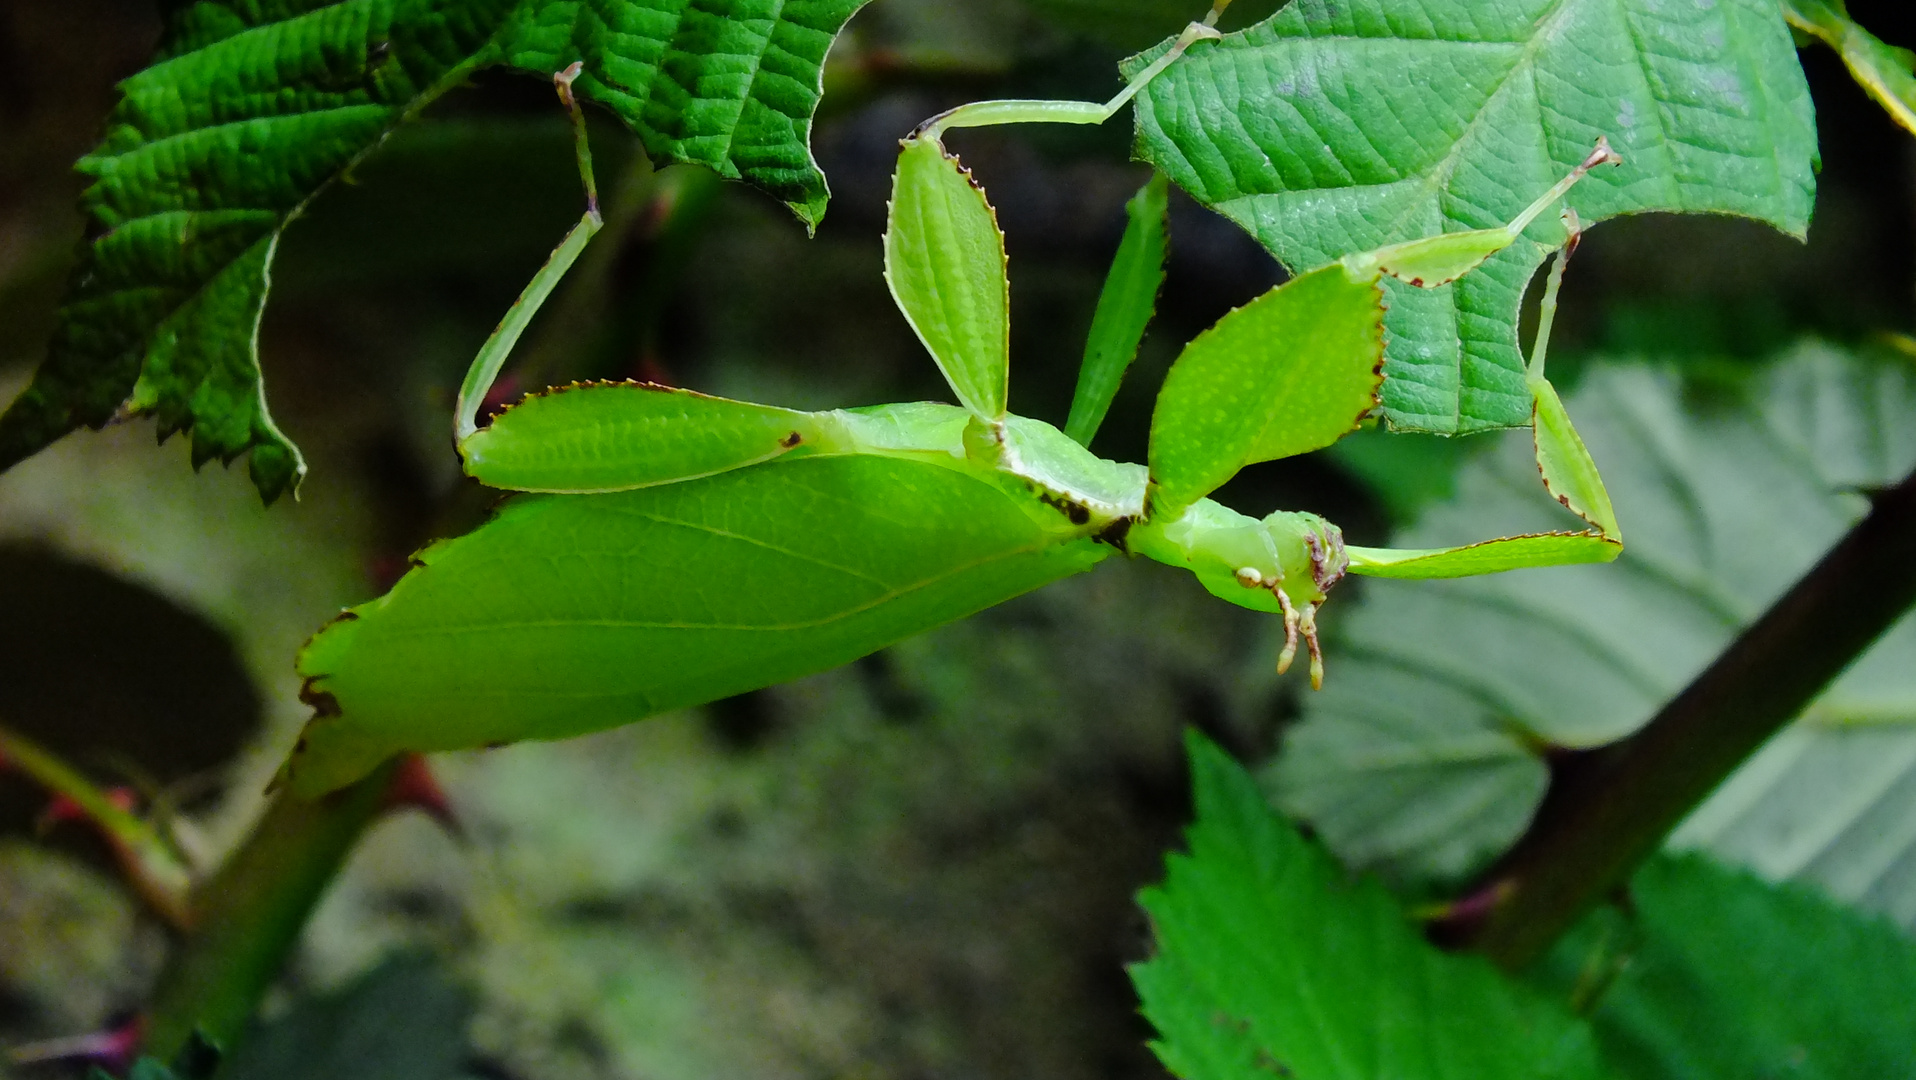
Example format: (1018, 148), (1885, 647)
(1442, 466), (1916, 969)
(141, 760), (398, 1061)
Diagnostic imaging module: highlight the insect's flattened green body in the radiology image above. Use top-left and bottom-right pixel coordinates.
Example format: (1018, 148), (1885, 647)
(288, 72), (1634, 795)
(291, 451), (1112, 796)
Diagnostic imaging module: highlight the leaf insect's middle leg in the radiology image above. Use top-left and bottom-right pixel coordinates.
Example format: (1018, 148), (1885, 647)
(454, 62), (606, 443)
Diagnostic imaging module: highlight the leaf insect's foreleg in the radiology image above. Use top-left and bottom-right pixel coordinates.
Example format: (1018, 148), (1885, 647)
(455, 62), (606, 443)
(910, 1), (1231, 142)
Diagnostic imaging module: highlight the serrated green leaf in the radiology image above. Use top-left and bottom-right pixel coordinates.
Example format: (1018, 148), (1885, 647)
(1786, 0), (1916, 136)
(1126, 0), (1817, 434)
(884, 138), (1012, 421)
(0, 0), (868, 502)
(1267, 344), (1916, 926)
(1146, 263), (1382, 516)
(496, 0), (865, 227)
(1533, 855), (1916, 1079)
(1131, 731), (1608, 1080)
(289, 453), (1109, 794)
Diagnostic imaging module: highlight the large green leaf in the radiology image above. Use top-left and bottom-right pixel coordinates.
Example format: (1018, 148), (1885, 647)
(1126, 0), (1817, 434)
(1533, 855), (1916, 1080)
(1131, 731), (1608, 1080)
(1267, 344), (1916, 927)
(0, 0), (868, 502)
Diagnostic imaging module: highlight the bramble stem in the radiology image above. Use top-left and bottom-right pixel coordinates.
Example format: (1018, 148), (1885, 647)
(0, 724), (194, 929)
(142, 761), (397, 1060)
(1443, 465), (1916, 969)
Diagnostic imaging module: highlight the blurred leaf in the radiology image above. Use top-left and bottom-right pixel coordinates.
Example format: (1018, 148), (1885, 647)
(1786, 0), (1916, 135)
(1126, 0), (1817, 434)
(1268, 343), (1916, 928)
(1533, 855), (1916, 1080)
(1130, 731), (1607, 1080)
(0, 0), (869, 502)
(221, 955), (474, 1080)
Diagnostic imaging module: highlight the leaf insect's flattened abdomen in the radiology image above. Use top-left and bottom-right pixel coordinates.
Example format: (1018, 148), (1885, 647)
(287, 452), (1113, 796)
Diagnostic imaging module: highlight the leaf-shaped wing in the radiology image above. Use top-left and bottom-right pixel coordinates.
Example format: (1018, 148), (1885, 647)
(462, 381), (826, 492)
(1127, 0), (1817, 434)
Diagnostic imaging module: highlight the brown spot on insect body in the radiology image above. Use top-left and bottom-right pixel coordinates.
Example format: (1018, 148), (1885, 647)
(780, 431), (803, 449)
(1038, 491), (1092, 526)
(1094, 518), (1133, 550)
(299, 680), (342, 719)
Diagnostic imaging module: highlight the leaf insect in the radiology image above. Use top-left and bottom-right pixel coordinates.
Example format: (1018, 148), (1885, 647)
(286, 20), (1624, 797)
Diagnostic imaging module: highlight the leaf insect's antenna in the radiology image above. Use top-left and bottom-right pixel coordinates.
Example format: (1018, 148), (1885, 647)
(910, 0), (1232, 143)
(455, 62), (607, 443)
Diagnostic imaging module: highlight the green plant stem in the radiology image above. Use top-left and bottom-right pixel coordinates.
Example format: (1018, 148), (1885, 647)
(1451, 465), (1916, 969)
(142, 760), (397, 1060)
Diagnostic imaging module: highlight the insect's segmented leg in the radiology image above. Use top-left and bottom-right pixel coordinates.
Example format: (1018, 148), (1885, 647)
(1274, 588), (1302, 676)
(1300, 603), (1324, 691)
(911, 15), (1225, 142)
(454, 63), (606, 441)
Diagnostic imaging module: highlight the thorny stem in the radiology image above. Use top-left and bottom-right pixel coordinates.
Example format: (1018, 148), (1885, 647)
(1438, 465), (1916, 969)
(0, 724), (194, 929)
(142, 761), (399, 1062)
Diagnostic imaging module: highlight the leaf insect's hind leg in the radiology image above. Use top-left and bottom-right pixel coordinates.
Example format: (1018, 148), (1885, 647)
(454, 62), (606, 443)
(910, 9), (1225, 142)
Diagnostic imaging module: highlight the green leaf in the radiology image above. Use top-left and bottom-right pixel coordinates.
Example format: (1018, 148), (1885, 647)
(1146, 263), (1382, 517)
(1131, 731), (1608, 1080)
(496, 0), (864, 226)
(884, 137), (1012, 421)
(1065, 171), (1169, 448)
(0, 0), (868, 502)
(1786, 0), (1916, 136)
(461, 381), (824, 492)
(219, 955), (473, 1080)
(1533, 855), (1916, 1080)
(289, 453), (1109, 794)
(1126, 0), (1818, 434)
(1023, 0), (1282, 52)
(1266, 344), (1916, 926)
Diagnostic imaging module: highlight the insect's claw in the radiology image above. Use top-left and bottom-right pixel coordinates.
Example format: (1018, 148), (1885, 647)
(1273, 586), (1300, 675)
(1302, 603), (1324, 690)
